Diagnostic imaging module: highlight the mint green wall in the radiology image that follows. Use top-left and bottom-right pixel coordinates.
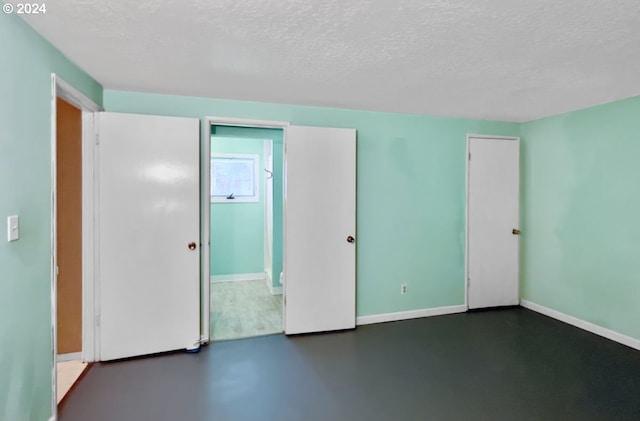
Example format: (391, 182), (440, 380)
(104, 90), (519, 316)
(211, 126), (284, 287)
(271, 136), (284, 288)
(3, 6), (637, 418)
(521, 95), (640, 341)
(0, 13), (103, 421)
(210, 135), (265, 276)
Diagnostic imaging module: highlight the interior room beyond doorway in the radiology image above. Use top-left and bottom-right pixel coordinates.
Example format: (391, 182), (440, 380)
(209, 125), (284, 341)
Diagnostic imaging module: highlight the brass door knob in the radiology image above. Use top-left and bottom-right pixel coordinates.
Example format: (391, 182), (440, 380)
(347, 236), (355, 243)
(188, 242), (197, 250)
(512, 229), (521, 235)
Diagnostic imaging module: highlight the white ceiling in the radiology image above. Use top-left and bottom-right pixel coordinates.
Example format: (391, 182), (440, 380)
(15, 0), (640, 122)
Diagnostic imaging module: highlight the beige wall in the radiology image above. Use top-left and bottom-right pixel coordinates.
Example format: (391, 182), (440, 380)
(56, 97), (83, 355)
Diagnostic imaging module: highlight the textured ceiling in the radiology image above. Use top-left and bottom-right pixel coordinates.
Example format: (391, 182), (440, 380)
(14, 0), (640, 121)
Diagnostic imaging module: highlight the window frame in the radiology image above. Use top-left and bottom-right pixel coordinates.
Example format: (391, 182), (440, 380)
(210, 153), (260, 203)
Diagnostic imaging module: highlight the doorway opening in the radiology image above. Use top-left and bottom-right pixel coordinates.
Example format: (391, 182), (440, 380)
(208, 125), (284, 341)
(55, 97), (88, 403)
(51, 75), (102, 412)
(202, 119), (357, 341)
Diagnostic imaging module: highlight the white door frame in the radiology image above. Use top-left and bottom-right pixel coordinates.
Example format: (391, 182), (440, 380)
(50, 74), (102, 417)
(464, 134), (520, 309)
(202, 117), (290, 342)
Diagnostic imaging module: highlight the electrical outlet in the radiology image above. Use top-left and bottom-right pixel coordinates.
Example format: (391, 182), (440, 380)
(401, 284), (408, 295)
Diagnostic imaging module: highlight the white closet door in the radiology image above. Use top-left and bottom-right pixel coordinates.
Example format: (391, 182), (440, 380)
(284, 126), (356, 334)
(467, 136), (520, 309)
(98, 112), (201, 361)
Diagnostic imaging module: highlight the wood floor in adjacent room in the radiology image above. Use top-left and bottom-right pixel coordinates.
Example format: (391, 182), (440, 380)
(58, 308), (640, 421)
(210, 279), (283, 341)
(56, 360), (88, 404)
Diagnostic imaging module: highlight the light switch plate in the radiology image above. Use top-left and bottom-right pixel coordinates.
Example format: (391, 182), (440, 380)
(7, 215), (19, 242)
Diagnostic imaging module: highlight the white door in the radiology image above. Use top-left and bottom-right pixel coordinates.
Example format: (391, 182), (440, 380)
(467, 136), (520, 309)
(98, 112), (201, 361)
(284, 126), (356, 334)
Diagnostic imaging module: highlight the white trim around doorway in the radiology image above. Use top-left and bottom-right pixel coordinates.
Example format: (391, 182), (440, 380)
(50, 74), (103, 421)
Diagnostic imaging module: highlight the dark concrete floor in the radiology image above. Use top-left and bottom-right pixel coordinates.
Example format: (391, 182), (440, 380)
(59, 308), (640, 421)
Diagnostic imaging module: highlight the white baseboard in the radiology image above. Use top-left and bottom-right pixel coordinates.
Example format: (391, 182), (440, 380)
(265, 274), (283, 295)
(356, 304), (467, 326)
(210, 272), (266, 283)
(520, 299), (640, 352)
(56, 352), (82, 362)
(268, 284), (283, 295)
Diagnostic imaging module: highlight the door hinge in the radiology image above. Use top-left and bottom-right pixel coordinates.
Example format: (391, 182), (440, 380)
(468, 152), (471, 161)
(95, 314), (101, 327)
(95, 133), (100, 145)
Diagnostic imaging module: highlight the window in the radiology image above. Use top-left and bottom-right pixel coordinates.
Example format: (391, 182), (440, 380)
(211, 153), (259, 203)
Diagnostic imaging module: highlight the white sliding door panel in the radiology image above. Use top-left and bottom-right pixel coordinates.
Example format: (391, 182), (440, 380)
(284, 126), (356, 334)
(98, 112), (201, 361)
(467, 136), (520, 309)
